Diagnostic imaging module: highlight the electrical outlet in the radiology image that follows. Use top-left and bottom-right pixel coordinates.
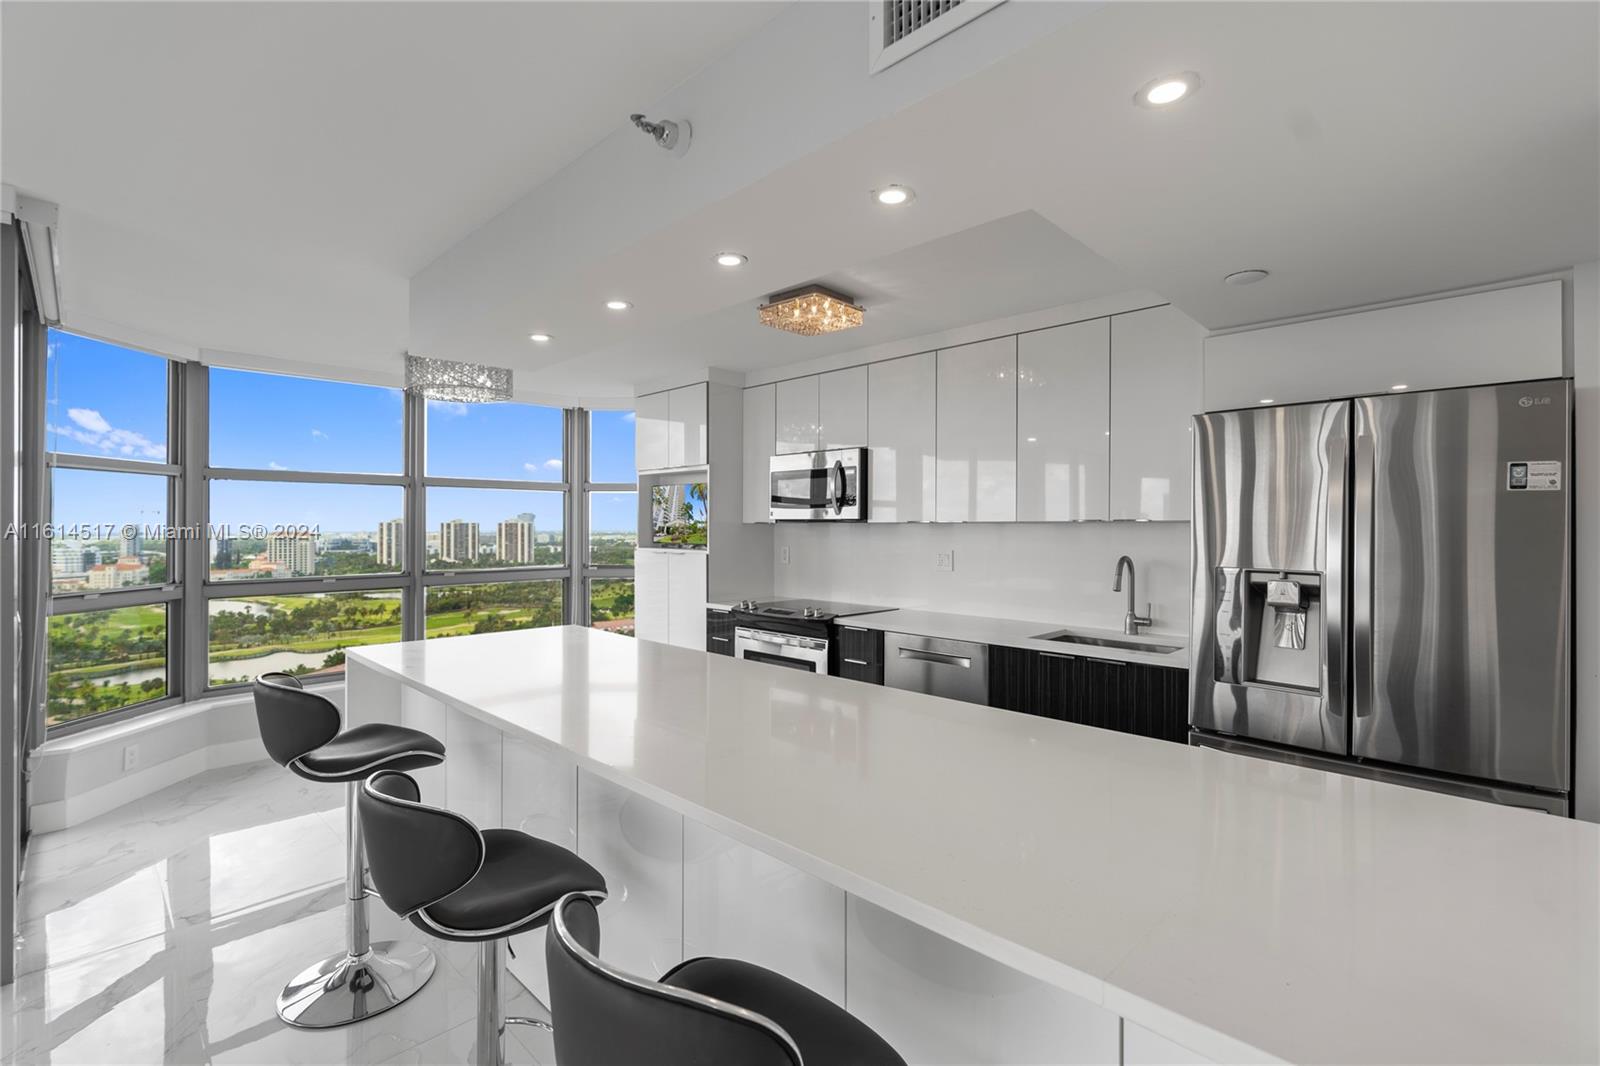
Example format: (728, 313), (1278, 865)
(780, 545), (791, 565)
(122, 744), (141, 773)
(934, 551), (955, 572)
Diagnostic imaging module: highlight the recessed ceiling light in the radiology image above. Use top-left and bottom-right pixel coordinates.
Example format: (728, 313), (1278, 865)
(528, 333), (552, 343)
(605, 300), (631, 311)
(1025, 436), (1038, 443)
(1136, 72), (1201, 108)
(1259, 398), (1275, 405)
(874, 185), (915, 206)
(1224, 269), (1270, 286)
(1391, 383), (1409, 391)
(714, 252), (747, 268)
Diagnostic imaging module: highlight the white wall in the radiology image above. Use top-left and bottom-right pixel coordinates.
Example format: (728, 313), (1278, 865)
(774, 521), (1191, 637)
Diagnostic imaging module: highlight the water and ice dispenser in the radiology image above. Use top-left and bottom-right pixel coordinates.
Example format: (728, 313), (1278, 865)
(1211, 568), (1325, 694)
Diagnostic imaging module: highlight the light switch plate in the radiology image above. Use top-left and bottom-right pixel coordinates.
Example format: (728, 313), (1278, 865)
(780, 545), (791, 565)
(122, 744), (140, 773)
(934, 551), (955, 572)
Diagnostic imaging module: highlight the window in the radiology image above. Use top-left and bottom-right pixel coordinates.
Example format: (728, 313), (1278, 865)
(210, 369), (402, 474)
(427, 401), (564, 481)
(582, 407), (636, 636)
(33, 335), (643, 733)
(43, 329), (180, 729)
(203, 369), (407, 688)
(425, 581), (564, 640)
(207, 591), (403, 686)
(46, 605), (169, 726)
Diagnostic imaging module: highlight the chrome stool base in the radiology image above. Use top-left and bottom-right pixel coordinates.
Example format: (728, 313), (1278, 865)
(277, 939), (436, 1028)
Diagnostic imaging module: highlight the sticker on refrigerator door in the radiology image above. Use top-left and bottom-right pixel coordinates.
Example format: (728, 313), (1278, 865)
(1506, 460), (1560, 491)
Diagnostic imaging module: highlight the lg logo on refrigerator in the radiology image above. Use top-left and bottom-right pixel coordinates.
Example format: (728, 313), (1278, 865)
(1518, 395), (1552, 408)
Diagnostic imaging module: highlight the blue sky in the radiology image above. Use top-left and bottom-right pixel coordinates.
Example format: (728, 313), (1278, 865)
(47, 329), (638, 537)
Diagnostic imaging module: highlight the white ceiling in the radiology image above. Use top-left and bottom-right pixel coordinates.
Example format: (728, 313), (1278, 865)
(0, 0), (784, 365)
(4, 1), (1596, 401)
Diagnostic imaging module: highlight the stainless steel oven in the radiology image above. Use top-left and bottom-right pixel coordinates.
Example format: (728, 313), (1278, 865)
(770, 448), (867, 521)
(734, 626), (829, 673)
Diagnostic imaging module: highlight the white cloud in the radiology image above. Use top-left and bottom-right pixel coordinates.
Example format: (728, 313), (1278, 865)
(310, 428), (328, 439)
(543, 458), (562, 470)
(68, 408), (112, 433)
(268, 461), (288, 471)
(522, 458), (563, 475)
(49, 409), (165, 460)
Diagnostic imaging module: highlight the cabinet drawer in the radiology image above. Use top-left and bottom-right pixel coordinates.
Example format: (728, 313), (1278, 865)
(833, 625), (884, 684)
(989, 645), (1189, 740)
(706, 609), (736, 656)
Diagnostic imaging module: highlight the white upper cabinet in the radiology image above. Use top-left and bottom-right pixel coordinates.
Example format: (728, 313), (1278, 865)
(1017, 320), (1109, 522)
(742, 384), (775, 524)
(635, 390), (671, 472)
(818, 366), (868, 449)
(867, 353), (936, 523)
(936, 337), (1017, 523)
(1109, 305), (1203, 521)
(775, 377), (820, 455)
(669, 384), (707, 468)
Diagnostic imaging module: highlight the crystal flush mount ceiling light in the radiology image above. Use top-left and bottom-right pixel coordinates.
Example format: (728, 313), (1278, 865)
(758, 286), (865, 336)
(405, 354), (513, 404)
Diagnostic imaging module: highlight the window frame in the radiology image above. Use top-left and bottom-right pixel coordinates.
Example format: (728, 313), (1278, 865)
(37, 345), (638, 735)
(43, 333), (186, 734)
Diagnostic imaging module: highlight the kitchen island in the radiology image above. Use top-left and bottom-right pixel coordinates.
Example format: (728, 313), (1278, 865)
(347, 627), (1598, 1065)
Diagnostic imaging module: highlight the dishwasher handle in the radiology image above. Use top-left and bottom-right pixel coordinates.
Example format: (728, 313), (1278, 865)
(895, 647), (972, 669)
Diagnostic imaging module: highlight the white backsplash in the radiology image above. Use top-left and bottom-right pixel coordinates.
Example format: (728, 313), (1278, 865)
(773, 521), (1192, 636)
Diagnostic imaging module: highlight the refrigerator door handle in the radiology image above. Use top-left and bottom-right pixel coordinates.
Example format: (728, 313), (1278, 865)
(1351, 402), (1375, 720)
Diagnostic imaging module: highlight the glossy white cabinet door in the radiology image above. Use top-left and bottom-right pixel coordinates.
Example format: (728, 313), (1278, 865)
(868, 353), (936, 523)
(669, 383), (707, 468)
(635, 390), (671, 472)
(666, 550), (707, 650)
(1110, 305), (1203, 521)
(682, 820), (846, 1005)
(936, 336), (1017, 522)
(634, 549), (670, 643)
(775, 376), (820, 454)
(444, 706), (503, 828)
(577, 770), (684, 980)
(818, 365), (868, 449)
(743, 384), (775, 523)
(1017, 319), (1110, 522)
(845, 897), (1120, 1064)
(503, 738), (578, 1003)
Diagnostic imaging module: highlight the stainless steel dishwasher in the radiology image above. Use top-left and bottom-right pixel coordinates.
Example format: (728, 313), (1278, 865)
(883, 632), (989, 705)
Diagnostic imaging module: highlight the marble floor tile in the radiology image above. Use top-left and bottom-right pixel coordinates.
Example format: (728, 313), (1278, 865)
(3, 761), (549, 1065)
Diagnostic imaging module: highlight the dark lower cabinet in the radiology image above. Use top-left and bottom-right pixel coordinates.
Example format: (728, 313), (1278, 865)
(833, 624), (884, 685)
(988, 645), (1188, 743)
(706, 609), (736, 656)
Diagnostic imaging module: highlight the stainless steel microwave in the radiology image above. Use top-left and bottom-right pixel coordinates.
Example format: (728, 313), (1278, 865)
(770, 448), (867, 521)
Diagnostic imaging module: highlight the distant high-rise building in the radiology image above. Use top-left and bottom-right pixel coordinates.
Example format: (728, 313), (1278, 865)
(378, 518), (404, 568)
(265, 532), (318, 576)
(439, 520), (480, 564)
(50, 540), (88, 575)
(214, 536), (236, 569)
(120, 528), (143, 559)
(496, 514), (536, 564)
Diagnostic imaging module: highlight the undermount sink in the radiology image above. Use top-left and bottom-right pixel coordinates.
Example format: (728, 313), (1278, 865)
(1032, 629), (1184, 655)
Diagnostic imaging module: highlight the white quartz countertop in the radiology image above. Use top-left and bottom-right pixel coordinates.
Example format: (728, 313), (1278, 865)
(349, 628), (1599, 1065)
(838, 608), (1188, 666)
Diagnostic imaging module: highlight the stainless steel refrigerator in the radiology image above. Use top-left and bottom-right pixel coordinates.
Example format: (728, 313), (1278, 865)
(1190, 380), (1573, 815)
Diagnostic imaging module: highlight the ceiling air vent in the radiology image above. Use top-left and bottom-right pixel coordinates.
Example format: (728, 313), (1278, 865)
(869, 0), (1006, 74)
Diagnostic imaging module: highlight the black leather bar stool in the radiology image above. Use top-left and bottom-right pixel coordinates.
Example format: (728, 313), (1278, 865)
(252, 672), (445, 1028)
(358, 769), (608, 1066)
(545, 891), (906, 1066)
